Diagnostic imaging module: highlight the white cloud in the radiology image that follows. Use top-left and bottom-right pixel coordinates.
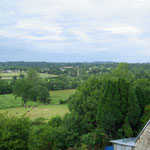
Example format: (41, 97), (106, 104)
(0, 0), (150, 61)
(103, 26), (141, 35)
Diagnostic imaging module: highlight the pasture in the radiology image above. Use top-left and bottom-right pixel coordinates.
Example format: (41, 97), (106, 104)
(0, 105), (69, 120)
(50, 89), (76, 104)
(0, 89), (76, 120)
(0, 72), (57, 80)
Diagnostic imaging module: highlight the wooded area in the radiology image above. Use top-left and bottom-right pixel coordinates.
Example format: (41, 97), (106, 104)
(0, 62), (150, 149)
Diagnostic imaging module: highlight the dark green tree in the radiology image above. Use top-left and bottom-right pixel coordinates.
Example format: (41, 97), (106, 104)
(19, 73), (25, 79)
(13, 79), (31, 104)
(37, 86), (51, 103)
(97, 78), (140, 138)
(13, 69), (50, 104)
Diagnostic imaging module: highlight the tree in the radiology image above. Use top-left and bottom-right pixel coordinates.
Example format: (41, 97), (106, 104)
(97, 78), (140, 138)
(19, 73), (25, 79)
(13, 79), (31, 104)
(134, 79), (150, 117)
(140, 105), (150, 129)
(112, 63), (135, 81)
(12, 75), (17, 80)
(69, 76), (103, 134)
(13, 69), (50, 104)
(26, 69), (39, 86)
(0, 80), (12, 94)
(37, 86), (51, 103)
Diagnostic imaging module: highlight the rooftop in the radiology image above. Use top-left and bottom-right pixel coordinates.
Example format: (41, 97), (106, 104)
(110, 138), (136, 147)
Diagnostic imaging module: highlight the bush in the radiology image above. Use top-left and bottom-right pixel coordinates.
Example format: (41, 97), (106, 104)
(48, 116), (62, 127)
(0, 80), (12, 94)
(59, 99), (66, 104)
(28, 125), (54, 150)
(32, 117), (46, 126)
(0, 113), (31, 150)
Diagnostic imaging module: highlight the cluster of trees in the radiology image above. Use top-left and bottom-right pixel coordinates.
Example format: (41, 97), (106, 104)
(45, 75), (80, 90)
(0, 80), (12, 94)
(0, 63), (150, 150)
(13, 69), (51, 104)
(1, 62), (150, 92)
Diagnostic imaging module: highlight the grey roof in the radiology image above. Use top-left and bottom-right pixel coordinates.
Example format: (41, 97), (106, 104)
(135, 119), (150, 142)
(110, 138), (136, 147)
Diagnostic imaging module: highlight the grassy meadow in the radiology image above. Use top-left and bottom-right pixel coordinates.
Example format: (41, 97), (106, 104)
(0, 72), (57, 80)
(50, 89), (76, 104)
(0, 105), (69, 121)
(0, 89), (76, 120)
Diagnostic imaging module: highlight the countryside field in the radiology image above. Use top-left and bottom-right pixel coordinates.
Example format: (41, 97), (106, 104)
(0, 89), (76, 120)
(0, 72), (57, 79)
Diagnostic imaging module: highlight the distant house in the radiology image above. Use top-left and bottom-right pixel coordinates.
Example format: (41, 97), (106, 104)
(109, 120), (150, 150)
(1, 70), (12, 73)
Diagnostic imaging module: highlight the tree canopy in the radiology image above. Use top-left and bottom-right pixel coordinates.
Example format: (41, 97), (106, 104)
(13, 69), (50, 104)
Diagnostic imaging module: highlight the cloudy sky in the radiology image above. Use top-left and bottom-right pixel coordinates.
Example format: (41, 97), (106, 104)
(0, 0), (150, 62)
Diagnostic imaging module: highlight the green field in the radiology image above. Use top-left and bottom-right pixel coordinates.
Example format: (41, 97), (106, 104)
(0, 72), (57, 80)
(0, 105), (69, 121)
(39, 73), (58, 78)
(0, 89), (76, 120)
(0, 72), (25, 80)
(50, 89), (76, 104)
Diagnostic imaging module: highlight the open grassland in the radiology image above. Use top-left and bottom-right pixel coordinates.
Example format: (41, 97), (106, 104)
(0, 105), (69, 120)
(0, 94), (41, 109)
(39, 73), (58, 78)
(50, 89), (76, 104)
(0, 89), (76, 120)
(0, 72), (25, 80)
(0, 72), (57, 79)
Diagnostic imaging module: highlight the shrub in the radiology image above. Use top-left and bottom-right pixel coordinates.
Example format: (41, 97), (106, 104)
(48, 116), (62, 127)
(0, 113), (31, 150)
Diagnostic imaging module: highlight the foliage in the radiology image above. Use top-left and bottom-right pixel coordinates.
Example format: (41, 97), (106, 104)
(13, 69), (50, 104)
(19, 73), (25, 79)
(69, 76), (103, 134)
(32, 117), (46, 126)
(112, 63), (135, 81)
(140, 105), (150, 128)
(28, 125), (53, 150)
(123, 117), (133, 137)
(81, 128), (105, 149)
(1, 62), (150, 149)
(0, 113), (30, 150)
(0, 80), (12, 94)
(13, 78), (31, 104)
(37, 85), (51, 103)
(97, 78), (140, 138)
(48, 116), (62, 127)
(134, 79), (150, 117)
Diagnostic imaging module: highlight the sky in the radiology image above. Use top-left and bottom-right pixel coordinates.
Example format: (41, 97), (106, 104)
(0, 0), (150, 62)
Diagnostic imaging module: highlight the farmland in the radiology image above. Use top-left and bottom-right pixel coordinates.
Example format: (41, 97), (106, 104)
(0, 89), (76, 120)
(0, 72), (57, 80)
(0, 105), (69, 121)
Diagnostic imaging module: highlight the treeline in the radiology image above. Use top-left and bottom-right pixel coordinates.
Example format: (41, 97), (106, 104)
(45, 75), (80, 90)
(0, 63), (150, 149)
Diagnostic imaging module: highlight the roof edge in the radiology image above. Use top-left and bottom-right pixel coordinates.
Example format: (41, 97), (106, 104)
(135, 119), (150, 142)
